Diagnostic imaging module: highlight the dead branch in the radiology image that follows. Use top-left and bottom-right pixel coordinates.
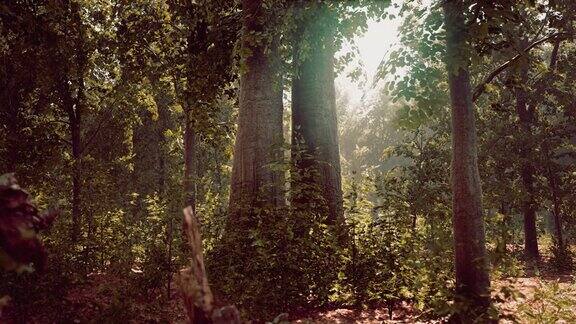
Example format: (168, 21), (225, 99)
(178, 207), (240, 324)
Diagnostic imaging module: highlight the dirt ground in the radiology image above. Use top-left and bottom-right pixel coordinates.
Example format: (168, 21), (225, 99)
(3, 262), (575, 323)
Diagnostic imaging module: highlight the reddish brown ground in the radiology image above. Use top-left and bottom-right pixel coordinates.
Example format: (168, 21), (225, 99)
(3, 264), (575, 323)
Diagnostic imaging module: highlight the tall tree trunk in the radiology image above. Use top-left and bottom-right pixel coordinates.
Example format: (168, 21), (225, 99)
(514, 45), (539, 260)
(291, 2), (343, 227)
(228, 0), (285, 220)
(182, 18), (207, 212)
(69, 101), (82, 243)
(60, 72), (83, 244)
(544, 38), (564, 250)
(548, 171), (564, 249)
(74, 0), (88, 247)
(155, 89), (171, 198)
(64, 2), (88, 244)
(443, 0), (491, 313)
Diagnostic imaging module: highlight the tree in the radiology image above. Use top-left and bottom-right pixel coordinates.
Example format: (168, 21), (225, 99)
(468, 1), (574, 261)
(177, 0), (238, 212)
(513, 55), (540, 260)
(228, 0), (285, 221)
(291, 1), (344, 228)
(32, 0), (91, 244)
(443, 0), (491, 315)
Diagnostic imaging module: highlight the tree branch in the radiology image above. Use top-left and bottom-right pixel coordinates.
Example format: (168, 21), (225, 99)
(178, 207), (241, 324)
(472, 32), (570, 103)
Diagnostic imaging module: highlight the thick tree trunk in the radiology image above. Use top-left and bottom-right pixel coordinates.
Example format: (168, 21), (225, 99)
(443, 0), (491, 313)
(291, 3), (343, 226)
(228, 0), (285, 220)
(515, 53), (539, 260)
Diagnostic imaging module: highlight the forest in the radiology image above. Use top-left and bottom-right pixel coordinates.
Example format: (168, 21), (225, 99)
(1, 0), (576, 323)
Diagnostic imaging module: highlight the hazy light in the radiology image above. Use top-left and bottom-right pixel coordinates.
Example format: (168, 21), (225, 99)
(336, 8), (402, 109)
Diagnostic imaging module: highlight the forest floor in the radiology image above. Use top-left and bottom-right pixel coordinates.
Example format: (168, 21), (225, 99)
(4, 257), (576, 323)
(294, 271), (576, 323)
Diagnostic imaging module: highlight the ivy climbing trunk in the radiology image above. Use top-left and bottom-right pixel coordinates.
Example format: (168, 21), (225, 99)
(182, 18), (207, 213)
(228, 0), (285, 220)
(291, 2), (344, 227)
(443, 0), (491, 314)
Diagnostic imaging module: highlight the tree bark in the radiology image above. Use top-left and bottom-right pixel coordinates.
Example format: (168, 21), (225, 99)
(543, 38), (564, 250)
(182, 19), (207, 213)
(228, 0), (285, 221)
(64, 2), (88, 244)
(472, 32), (569, 102)
(514, 51), (539, 260)
(443, 0), (491, 313)
(549, 172), (564, 249)
(291, 2), (344, 227)
(179, 208), (241, 324)
(69, 96), (82, 244)
(59, 72), (83, 244)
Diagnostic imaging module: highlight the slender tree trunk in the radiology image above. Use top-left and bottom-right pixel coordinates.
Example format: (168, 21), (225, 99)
(156, 91), (170, 198)
(291, 2), (343, 227)
(69, 104), (82, 243)
(514, 60), (539, 260)
(545, 38), (564, 250)
(60, 72), (83, 244)
(184, 109), (197, 211)
(543, 142), (564, 250)
(71, 0), (88, 246)
(551, 185), (564, 249)
(228, 0), (285, 220)
(443, 0), (491, 314)
(514, 37), (563, 260)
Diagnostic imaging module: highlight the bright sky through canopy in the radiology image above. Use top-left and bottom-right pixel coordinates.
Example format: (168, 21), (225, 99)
(336, 11), (402, 107)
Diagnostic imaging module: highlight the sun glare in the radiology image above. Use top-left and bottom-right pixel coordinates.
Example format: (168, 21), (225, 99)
(336, 10), (402, 107)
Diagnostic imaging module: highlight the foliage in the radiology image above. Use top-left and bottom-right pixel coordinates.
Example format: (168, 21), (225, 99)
(0, 174), (57, 272)
(1, 0), (576, 322)
(517, 280), (576, 323)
